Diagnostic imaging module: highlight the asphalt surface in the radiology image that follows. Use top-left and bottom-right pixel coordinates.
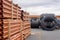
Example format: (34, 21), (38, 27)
(26, 28), (60, 40)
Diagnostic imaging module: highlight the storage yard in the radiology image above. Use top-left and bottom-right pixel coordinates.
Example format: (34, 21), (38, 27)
(0, 0), (60, 40)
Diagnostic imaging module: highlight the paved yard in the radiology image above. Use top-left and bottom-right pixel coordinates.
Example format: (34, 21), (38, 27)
(26, 28), (60, 40)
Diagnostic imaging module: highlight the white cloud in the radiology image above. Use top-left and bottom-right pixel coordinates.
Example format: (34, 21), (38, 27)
(22, 6), (60, 15)
(13, 0), (60, 7)
(13, 0), (60, 15)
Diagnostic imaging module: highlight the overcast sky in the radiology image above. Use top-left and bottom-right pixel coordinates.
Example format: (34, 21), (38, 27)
(13, 0), (60, 15)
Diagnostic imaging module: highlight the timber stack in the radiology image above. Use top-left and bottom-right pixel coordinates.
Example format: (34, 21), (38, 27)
(0, 0), (31, 40)
(21, 10), (31, 40)
(0, 0), (22, 40)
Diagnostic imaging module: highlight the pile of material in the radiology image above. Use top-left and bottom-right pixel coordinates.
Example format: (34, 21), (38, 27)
(21, 11), (31, 40)
(0, 0), (31, 40)
(30, 14), (60, 31)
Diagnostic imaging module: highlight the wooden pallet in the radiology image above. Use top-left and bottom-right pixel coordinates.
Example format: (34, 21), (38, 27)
(21, 10), (31, 39)
(0, 19), (23, 40)
(0, 0), (12, 18)
(0, 0), (21, 19)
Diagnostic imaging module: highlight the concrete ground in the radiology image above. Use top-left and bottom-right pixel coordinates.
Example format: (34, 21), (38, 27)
(26, 28), (60, 40)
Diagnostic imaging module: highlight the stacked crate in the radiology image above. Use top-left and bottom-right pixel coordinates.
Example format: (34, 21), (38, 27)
(0, 0), (12, 40)
(22, 21), (31, 39)
(3, 19), (22, 40)
(21, 11), (31, 40)
(0, 0), (22, 40)
(12, 3), (21, 19)
(9, 19), (22, 40)
(0, 0), (12, 18)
